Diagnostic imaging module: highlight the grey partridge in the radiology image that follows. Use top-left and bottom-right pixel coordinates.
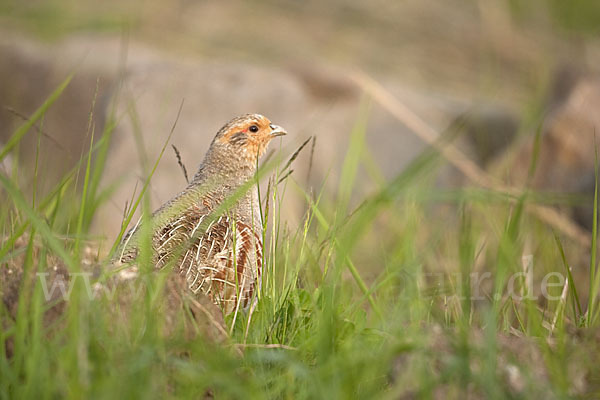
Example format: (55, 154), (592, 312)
(115, 114), (286, 314)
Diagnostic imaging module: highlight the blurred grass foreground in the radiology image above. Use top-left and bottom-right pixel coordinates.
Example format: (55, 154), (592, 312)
(1, 0), (600, 398)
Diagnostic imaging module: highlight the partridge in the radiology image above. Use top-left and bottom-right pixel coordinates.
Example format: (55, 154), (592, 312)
(115, 114), (286, 314)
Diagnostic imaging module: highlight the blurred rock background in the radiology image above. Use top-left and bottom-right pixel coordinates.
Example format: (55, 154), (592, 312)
(1, 0), (600, 243)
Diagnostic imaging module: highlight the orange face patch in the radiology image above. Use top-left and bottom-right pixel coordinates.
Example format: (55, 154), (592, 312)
(218, 114), (276, 160)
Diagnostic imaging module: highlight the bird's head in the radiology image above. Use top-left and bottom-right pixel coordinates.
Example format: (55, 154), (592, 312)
(209, 113), (287, 169)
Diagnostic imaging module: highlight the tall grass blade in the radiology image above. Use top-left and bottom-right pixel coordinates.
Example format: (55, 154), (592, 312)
(0, 75), (72, 163)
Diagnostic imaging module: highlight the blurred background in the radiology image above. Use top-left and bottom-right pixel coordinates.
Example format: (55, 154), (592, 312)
(1, 0), (600, 243)
(4, 3), (600, 397)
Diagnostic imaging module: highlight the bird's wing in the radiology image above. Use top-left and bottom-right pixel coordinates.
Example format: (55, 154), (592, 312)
(115, 185), (263, 312)
(115, 184), (214, 263)
(155, 209), (263, 313)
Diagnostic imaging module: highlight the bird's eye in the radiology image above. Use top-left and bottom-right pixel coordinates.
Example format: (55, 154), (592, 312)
(249, 125), (259, 133)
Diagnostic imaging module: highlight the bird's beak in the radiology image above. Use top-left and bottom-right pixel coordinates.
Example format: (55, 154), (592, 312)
(269, 123), (287, 137)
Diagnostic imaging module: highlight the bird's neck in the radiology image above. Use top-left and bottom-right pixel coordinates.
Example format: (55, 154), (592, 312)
(188, 150), (261, 226)
(191, 149), (256, 187)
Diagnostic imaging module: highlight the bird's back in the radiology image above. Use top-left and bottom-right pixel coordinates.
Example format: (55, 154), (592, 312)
(116, 182), (263, 314)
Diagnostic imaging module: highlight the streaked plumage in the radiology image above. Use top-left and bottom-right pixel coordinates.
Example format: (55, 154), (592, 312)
(115, 114), (286, 314)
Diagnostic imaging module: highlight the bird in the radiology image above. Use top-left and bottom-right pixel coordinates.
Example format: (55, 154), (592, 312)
(114, 113), (287, 314)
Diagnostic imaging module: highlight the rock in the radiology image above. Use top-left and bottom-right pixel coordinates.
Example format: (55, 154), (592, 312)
(507, 68), (600, 231)
(453, 106), (519, 167)
(0, 32), (515, 242)
(0, 32), (114, 196)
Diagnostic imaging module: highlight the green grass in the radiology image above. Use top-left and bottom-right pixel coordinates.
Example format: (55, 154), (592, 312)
(1, 77), (600, 400)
